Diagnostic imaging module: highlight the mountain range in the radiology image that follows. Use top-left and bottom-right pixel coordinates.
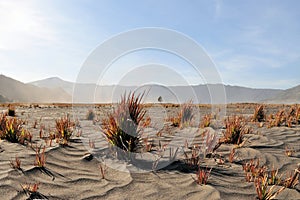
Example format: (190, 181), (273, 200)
(0, 74), (299, 104)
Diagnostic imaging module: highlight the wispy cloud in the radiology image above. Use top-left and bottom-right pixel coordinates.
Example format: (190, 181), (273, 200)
(214, 0), (222, 19)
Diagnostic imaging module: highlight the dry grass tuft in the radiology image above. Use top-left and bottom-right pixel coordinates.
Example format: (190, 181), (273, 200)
(252, 105), (265, 122)
(184, 145), (201, 167)
(21, 182), (40, 197)
(200, 114), (211, 128)
(255, 175), (285, 200)
(193, 167), (212, 185)
(55, 114), (75, 145)
(214, 116), (250, 151)
(0, 114), (32, 145)
(10, 156), (21, 170)
(169, 100), (194, 128)
(34, 145), (46, 168)
(101, 92), (146, 153)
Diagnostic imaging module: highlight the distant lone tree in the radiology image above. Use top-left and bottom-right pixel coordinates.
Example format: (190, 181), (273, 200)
(158, 96), (163, 103)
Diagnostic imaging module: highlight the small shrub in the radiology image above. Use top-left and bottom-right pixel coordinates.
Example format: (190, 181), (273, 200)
(269, 110), (286, 127)
(0, 115), (32, 145)
(10, 156), (21, 170)
(101, 92), (146, 153)
(200, 114), (211, 128)
(255, 175), (285, 200)
(268, 168), (281, 185)
(214, 116), (249, 151)
(21, 182), (40, 197)
(243, 159), (267, 182)
(169, 100), (194, 128)
(34, 145), (46, 167)
(8, 105), (15, 117)
(252, 105), (265, 122)
(193, 167), (212, 185)
(184, 146), (201, 167)
(55, 115), (75, 145)
(86, 109), (95, 120)
(282, 165), (300, 188)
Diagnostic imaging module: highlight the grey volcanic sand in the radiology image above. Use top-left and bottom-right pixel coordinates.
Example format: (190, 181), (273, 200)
(0, 104), (300, 200)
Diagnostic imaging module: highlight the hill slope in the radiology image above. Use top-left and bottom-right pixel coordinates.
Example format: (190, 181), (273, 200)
(29, 77), (291, 103)
(265, 85), (300, 104)
(0, 75), (71, 103)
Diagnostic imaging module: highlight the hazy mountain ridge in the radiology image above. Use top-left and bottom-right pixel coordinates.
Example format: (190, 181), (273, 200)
(0, 75), (71, 103)
(28, 76), (299, 104)
(264, 85), (300, 104)
(0, 75), (298, 103)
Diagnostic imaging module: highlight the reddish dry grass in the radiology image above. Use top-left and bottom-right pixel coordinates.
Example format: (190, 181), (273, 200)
(213, 116), (250, 151)
(10, 156), (21, 170)
(34, 145), (46, 167)
(200, 114), (211, 128)
(21, 182), (40, 196)
(99, 163), (108, 179)
(55, 115), (75, 145)
(254, 175), (285, 200)
(101, 92), (146, 153)
(184, 145), (201, 167)
(282, 165), (300, 188)
(168, 100), (194, 128)
(193, 167), (212, 185)
(252, 105), (265, 122)
(0, 114), (32, 145)
(228, 148), (236, 163)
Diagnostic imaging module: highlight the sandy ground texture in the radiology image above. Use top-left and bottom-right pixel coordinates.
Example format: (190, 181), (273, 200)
(0, 103), (300, 200)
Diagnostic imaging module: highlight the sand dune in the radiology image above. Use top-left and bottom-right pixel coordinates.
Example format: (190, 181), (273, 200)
(0, 104), (300, 200)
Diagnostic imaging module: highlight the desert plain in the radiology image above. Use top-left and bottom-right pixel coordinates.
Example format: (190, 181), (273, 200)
(0, 103), (299, 200)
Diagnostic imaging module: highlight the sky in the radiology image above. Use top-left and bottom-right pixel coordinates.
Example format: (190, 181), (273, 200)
(0, 0), (299, 89)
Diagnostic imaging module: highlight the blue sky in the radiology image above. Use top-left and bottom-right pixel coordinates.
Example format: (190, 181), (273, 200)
(0, 0), (299, 89)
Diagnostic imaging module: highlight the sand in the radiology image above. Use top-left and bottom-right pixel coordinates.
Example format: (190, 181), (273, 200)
(0, 104), (299, 200)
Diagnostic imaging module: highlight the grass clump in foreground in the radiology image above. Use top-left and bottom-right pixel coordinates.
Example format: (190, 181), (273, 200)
(55, 114), (75, 145)
(0, 113), (32, 145)
(255, 174), (285, 200)
(101, 92), (146, 156)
